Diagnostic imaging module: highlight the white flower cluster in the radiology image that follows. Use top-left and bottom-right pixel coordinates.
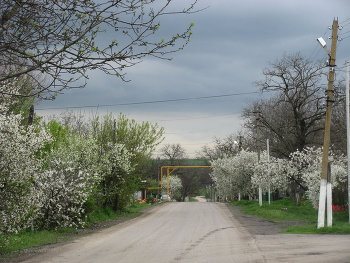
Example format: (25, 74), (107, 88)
(210, 150), (258, 199)
(162, 175), (182, 200)
(210, 147), (348, 205)
(0, 105), (51, 245)
(0, 99), (134, 246)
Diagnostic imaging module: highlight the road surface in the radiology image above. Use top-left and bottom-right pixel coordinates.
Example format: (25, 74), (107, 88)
(23, 202), (350, 263)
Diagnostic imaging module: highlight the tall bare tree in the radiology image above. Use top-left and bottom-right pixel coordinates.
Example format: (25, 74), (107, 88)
(159, 143), (188, 166)
(0, 0), (199, 98)
(242, 53), (334, 158)
(197, 133), (247, 160)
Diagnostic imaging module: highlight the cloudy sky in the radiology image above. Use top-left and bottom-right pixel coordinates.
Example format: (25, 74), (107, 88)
(37, 0), (350, 158)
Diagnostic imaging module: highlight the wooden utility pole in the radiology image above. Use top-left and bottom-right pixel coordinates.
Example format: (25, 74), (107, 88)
(346, 61), (350, 224)
(254, 111), (263, 206)
(317, 19), (338, 228)
(28, 105), (34, 125)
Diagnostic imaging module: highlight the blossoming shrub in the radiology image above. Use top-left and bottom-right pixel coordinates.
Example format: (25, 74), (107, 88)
(95, 142), (134, 211)
(162, 175), (182, 200)
(211, 150), (258, 199)
(252, 152), (289, 192)
(273, 147), (346, 206)
(36, 135), (103, 229)
(0, 106), (51, 246)
(211, 147), (347, 207)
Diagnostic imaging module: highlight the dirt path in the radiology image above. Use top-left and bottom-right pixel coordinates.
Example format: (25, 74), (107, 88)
(194, 196), (207, 202)
(8, 202), (350, 262)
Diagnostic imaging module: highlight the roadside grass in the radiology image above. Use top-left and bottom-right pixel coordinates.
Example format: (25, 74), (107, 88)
(189, 197), (198, 202)
(0, 202), (153, 258)
(231, 198), (350, 234)
(0, 228), (77, 257)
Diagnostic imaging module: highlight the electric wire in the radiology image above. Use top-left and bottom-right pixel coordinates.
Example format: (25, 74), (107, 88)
(36, 91), (260, 110)
(339, 30), (350, 36)
(155, 112), (240, 122)
(308, 28), (329, 62)
(340, 17), (350, 24)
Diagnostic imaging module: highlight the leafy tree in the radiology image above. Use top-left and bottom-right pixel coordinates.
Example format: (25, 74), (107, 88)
(242, 53), (330, 158)
(176, 169), (201, 202)
(1, 0), (198, 98)
(89, 113), (163, 210)
(42, 120), (70, 154)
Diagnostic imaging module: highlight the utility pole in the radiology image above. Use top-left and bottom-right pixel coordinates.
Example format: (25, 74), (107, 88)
(267, 139), (271, 205)
(28, 105), (34, 125)
(317, 19), (338, 228)
(345, 61), (350, 224)
(254, 111), (262, 205)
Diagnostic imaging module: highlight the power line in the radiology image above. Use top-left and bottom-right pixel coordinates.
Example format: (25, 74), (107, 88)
(308, 27), (329, 62)
(36, 91), (260, 110)
(340, 17), (350, 25)
(155, 112), (241, 122)
(339, 30), (350, 36)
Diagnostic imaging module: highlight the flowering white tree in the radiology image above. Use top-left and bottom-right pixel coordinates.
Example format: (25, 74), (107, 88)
(95, 141), (134, 211)
(37, 135), (99, 229)
(251, 147), (347, 206)
(210, 150), (258, 200)
(37, 134), (133, 229)
(162, 175), (182, 200)
(289, 147), (347, 206)
(251, 153), (289, 192)
(0, 90), (51, 245)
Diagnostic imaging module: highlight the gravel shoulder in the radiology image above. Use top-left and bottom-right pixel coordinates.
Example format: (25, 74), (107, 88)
(225, 204), (308, 235)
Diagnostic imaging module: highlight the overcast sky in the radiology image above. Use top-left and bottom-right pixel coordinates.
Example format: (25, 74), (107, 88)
(37, 0), (350, 158)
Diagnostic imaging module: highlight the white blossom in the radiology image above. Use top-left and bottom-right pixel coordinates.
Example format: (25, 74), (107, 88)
(0, 104), (51, 245)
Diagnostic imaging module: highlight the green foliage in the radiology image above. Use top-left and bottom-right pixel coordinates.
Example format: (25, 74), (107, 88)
(285, 220), (350, 234)
(85, 207), (124, 223)
(42, 120), (69, 153)
(127, 203), (152, 213)
(90, 113), (164, 211)
(0, 228), (76, 257)
(232, 197), (350, 234)
(115, 113), (164, 171)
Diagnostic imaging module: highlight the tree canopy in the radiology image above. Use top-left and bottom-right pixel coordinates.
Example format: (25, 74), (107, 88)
(0, 0), (199, 98)
(242, 53), (335, 158)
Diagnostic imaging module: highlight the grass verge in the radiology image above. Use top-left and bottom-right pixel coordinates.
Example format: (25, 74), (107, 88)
(0, 202), (153, 259)
(231, 198), (350, 234)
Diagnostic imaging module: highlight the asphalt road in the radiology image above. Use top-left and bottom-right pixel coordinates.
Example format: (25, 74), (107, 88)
(23, 202), (350, 263)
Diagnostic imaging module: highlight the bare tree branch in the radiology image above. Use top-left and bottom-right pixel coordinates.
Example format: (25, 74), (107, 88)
(0, 0), (200, 99)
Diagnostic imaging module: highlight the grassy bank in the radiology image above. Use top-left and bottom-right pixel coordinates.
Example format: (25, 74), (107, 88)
(0, 203), (153, 259)
(231, 198), (350, 234)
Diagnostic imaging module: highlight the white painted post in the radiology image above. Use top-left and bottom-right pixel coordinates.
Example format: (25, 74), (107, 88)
(267, 139), (271, 204)
(259, 186), (262, 206)
(318, 179), (327, 228)
(327, 181), (333, 227)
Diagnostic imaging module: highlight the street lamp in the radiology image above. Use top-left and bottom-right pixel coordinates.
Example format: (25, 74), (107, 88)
(317, 37), (331, 55)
